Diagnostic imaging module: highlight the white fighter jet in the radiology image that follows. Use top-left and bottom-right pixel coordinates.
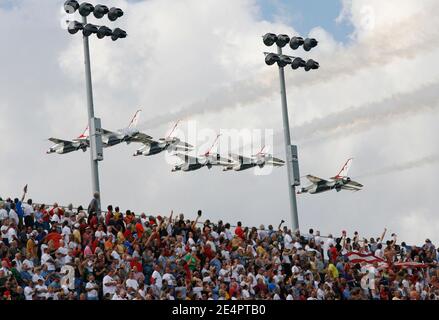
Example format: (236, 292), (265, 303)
(101, 110), (153, 147)
(46, 127), (89, 155)
(221, 146), (285, 171)
(133, 121), (193, 157)
(298, 158), (363, 194)
(171, 134), (230, 172)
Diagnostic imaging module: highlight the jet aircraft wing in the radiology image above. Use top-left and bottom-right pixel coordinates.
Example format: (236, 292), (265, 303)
(130, 132), (154, 143)
(229, 153), (253, 165)
(306, 175), (328, 184)
(48, 138), (72, 145)
(340, 185), (362, 192)
(346, 180), (363, 188)
(266, 156), (285, 167)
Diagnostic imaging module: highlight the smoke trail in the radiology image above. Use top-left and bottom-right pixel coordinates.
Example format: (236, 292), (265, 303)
(294, 81), (439, 143)
(138, 75), (274, 130)
(357, 154), (439, 179)
(138, 1), (439, 130)
(258, 81), (439, 152)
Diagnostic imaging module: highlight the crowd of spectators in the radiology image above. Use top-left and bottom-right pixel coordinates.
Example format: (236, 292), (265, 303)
(1, 187), (439, 301)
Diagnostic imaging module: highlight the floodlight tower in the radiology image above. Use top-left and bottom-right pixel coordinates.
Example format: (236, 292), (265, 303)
(64, 1), (127, 210)
(262, 33), (319, 232)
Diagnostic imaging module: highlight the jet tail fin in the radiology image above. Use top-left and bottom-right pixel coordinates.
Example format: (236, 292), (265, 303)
(128, 109), (142, 129)
(166, 120), (180, 139)
(335, 158), (353, 178)
(77, 126), (89, 139)
(204, 134), (221, 156)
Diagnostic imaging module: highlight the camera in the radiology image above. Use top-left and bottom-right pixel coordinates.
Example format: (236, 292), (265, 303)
(197, 210), (202, 217)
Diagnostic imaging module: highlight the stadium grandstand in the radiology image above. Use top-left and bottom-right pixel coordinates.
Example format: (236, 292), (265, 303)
(0, 188), (438, 301)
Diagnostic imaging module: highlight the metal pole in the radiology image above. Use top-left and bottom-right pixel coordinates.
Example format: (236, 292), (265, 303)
(277, 45), (300, 231)
(82, 16), (101, 204)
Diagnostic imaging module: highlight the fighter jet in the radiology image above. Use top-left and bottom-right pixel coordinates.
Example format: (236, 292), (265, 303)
(133, 121), (193, 157)
(221, 147), (285, 171)
(171, 134), (230, 172)
(101, 110), (153, 147)
(46, 127), (89, 155)
(298, 158), (363, 194)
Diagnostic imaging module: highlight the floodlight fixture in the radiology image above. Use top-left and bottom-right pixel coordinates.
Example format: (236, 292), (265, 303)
(64, 0), (79, 14)
(277, 55), (292, 67)
(276, 34), (290, 48)
(265, 53), (280, 65)
(303, 38), (318, 51)
(263, 33), (278, 47)
(289, 36), (304, 50)
(93, 4), (109, 19)
(108, 7), (124, 21)
(111, 28), (127, 41)
(291, 57), (306, 70)
(79, 2), (94, 17)
(83, 23), (99, 37)
(304, 59), (319, 71)
(97, 26), (113, 39)
(67, 20), (84, 34)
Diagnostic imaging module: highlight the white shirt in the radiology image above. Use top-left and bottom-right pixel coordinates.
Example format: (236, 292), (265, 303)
(56, 247), (68, 266)
(103, 275), (117, 296)
(35, 284), (48, 299)
(41, 253), (56, 271)
(126, 278), (139, 290)
(22, 203), (34, 217)
(0, 225), (9, 239)
(284, 234), (293, 250)
(23, 259), (34, 272)
(24, 286), (35, 300)
(111, 250), (121, 266)
(0, 208), (8, 221)
(163, 273), (175, 286)
(375, 249), (384, 259)
(151, 270), (163, 289)
(62, 226), (71, 243)
(86, 281), (99, 298)
(51, 214), (60, 223)
(7, 228), (17, 243)
(95, 230), (105, 241)
(13, 258), (23, 272)
(9, 209), (19, 225)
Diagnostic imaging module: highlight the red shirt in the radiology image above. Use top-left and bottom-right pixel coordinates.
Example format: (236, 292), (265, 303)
(135, 222), (144, 239)
(235, 226), (244, 239)
(130, 258), (142, 271)
(329, 247), (338, 263)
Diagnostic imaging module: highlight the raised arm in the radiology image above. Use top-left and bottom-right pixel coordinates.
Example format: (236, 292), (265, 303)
(21, 184), (28, 202)
(278, 220), (285, 231)
(169, 210), (173, 223)
(379, 228), (387, 243)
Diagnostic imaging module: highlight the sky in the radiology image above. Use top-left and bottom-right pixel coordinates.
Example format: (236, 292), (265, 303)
(1, 0), (439, 245)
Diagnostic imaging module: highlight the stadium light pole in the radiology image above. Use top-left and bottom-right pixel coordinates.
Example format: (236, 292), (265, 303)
(263, 33), (319, 232)
(64, 1), (127, 209)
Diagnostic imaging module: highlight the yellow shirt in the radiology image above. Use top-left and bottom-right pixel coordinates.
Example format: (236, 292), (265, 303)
(328, 263), (339, 278)
(73, 229), (81, 243)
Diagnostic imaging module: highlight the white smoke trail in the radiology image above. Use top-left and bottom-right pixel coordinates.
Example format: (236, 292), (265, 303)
(138, 1), (439, 130)
(260, 81), (439, 151)
(294, 81), (439, 143)
(357, 154), (439, 179)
